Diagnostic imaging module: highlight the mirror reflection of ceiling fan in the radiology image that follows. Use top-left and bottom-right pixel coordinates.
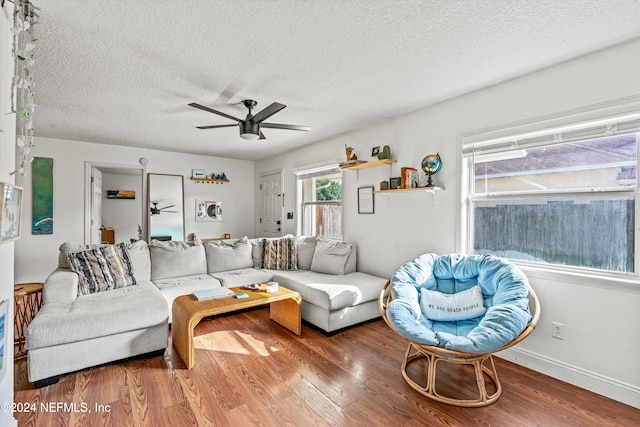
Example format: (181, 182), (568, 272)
(150, 202), (177, 215)
(188, 99), (310, 140)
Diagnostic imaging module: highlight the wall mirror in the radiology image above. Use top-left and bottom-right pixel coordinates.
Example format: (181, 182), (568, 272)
(148, 173), (185, 241)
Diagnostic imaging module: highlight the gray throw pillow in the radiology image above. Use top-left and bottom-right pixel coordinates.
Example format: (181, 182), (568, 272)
(149, 240), (207, 280)
(204, 236), (253, 273)
(296, 235), (317, 270)
(310, 238), (353, 275)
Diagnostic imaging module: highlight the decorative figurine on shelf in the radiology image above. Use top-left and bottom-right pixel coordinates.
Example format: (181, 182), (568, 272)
(221, 172), (227, 180)
(345, 145), (354, 161)
(350, 152), (358, 161)
(377, 145), (391, 160)
(421, 153), (442, 187)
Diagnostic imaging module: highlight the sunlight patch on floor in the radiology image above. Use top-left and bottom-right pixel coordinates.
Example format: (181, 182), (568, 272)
(194, 330), (280, 356)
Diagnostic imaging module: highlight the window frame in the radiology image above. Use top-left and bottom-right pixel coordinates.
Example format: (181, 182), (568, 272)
(461, 101), (640, 282)
(295, 163), (343, 239)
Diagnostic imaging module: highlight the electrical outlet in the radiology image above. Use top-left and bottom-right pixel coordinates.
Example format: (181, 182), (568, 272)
(552, 322), (565, 340)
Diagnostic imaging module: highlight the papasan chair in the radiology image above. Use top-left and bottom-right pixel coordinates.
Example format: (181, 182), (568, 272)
(379, 253), (539, 407)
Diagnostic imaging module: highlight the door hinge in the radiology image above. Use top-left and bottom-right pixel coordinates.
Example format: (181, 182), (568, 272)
(260, 184), (262, 190)
(259, 217), (262, 224)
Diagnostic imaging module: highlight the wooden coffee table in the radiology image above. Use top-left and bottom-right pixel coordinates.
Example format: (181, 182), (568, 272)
(172, 285), (302, 368)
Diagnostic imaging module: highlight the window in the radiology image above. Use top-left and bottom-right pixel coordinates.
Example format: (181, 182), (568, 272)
(296, 166), (342, 239)
(463, 111), (640, 275)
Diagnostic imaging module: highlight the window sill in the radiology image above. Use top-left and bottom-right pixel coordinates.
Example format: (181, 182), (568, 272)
(515, 261), (640, 292)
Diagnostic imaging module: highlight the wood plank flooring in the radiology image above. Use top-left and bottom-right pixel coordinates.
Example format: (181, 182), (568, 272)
(14, 308), (640, 426)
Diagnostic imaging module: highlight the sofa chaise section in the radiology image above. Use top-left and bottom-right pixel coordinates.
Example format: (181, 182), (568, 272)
(26, 269), (168, 386)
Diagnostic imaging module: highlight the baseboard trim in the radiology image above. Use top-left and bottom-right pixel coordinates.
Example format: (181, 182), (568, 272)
(498, 347), (640, 409)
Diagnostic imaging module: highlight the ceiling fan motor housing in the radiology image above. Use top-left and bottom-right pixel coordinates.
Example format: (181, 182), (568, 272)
(239, 120), (260, 139)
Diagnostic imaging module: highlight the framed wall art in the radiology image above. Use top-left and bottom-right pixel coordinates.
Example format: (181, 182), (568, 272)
(358, 186), (375, 214)
(1, 182), (23, 243)
(0, 299), (7, 381)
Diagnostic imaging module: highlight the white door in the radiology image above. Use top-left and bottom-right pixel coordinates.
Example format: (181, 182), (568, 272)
(90, 167), (102, 244)
(260, 172), (283, 237)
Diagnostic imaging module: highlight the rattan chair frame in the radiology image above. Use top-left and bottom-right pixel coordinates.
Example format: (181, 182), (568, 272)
(379, 280), (540, 407)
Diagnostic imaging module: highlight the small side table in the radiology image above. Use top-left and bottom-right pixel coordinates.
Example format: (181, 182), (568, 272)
(14, 282), (43, 360)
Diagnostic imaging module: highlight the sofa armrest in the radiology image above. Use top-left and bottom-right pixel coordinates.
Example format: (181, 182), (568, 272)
(43, 269), (79, 305)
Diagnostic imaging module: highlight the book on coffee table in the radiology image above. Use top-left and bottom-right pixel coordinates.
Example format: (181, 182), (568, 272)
(192, 287), (234, 301)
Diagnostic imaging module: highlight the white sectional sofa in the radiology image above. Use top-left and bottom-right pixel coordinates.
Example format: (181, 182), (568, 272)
(26, 235), (387, 386)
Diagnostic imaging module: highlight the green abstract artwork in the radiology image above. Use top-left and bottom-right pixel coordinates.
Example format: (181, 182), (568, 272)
(32, 157), (53, 235)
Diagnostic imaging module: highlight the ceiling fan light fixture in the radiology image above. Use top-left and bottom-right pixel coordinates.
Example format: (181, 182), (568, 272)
(239, 121), (260, 140)
(240, 131), (260, 140)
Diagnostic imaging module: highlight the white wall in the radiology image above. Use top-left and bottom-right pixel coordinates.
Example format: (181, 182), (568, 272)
(0, 4), (16, 426)
(14, 137), (255, 283)
(256, 38), (640, 408)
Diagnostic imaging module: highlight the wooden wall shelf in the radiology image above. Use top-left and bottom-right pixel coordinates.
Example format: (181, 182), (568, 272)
(190, 178), (230, 184)
(375, 186), (444, 194)
(340, 159), (397, 170)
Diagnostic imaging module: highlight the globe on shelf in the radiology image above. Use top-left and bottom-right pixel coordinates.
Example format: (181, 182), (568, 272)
(421, 153), (442, 187)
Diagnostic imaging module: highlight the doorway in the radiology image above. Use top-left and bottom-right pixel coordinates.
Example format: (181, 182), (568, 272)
(259, 170), (284, 238)
(84, 162), (146, 244)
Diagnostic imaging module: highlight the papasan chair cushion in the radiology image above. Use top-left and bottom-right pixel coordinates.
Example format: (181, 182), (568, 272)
(386, 253), (532, 353)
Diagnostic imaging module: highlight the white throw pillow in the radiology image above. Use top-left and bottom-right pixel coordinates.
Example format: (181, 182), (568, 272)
(420, 285), (486, 321)
(310, 238), (352, 275)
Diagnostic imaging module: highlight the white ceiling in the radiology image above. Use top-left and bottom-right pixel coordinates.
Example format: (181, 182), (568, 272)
(32, 0), (640, 161)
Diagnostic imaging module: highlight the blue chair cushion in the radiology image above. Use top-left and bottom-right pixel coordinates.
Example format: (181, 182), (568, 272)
(386, 253), (532, 353)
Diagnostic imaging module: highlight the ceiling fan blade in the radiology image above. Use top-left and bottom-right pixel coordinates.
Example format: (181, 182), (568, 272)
(251, 102), (286, 123)
(188, 103), (241, 122)
(261, 123), (310, 131)
(196, 124), (238, 130)
(159, 205), (175, 210)
(259, 130), (266, 140)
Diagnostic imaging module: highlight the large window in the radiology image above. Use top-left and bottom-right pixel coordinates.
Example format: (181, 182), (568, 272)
(463, 112), (640, 275)
(296, 166), (342, 239)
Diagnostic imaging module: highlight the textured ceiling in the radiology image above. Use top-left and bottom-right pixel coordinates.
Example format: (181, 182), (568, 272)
(32, 0), (640, 161)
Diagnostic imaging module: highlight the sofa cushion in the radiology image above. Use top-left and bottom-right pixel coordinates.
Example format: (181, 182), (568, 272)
(149, 240), (206, 280)
(260, 235), (297, 270)
(204, 237), (253, 273)
(310, 238), (353, 275)
(209, 268), (273, 288)
(271, 270), (387, 311)
(66, 243), (137, 295)
(128, 240), (151, 282)
(153, 274), (222, 322)
(26, 281), (168, 349)
(296, 236), (317, 270)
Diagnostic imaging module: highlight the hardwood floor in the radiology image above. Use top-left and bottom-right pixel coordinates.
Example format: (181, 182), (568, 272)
(14, 308), (640, 426)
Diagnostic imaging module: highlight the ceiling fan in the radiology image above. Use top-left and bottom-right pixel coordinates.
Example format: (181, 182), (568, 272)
(188, 99), (310, 140)
(150, 202), (177, 215)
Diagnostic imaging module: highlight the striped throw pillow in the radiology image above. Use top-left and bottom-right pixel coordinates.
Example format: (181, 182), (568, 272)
(67, 243), (137, 295)
(260, 236), (298, 271)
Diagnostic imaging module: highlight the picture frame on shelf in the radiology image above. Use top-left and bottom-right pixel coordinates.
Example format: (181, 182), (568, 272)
(371, 146), (380, 157)
(1, 182), (23, 244)
(192, 169), (205, 179)
(389, 177), (401, 190)
(358, 186), (375, 214)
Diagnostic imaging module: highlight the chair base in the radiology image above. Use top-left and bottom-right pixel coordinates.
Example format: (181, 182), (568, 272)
(401, 342), (502, 407)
